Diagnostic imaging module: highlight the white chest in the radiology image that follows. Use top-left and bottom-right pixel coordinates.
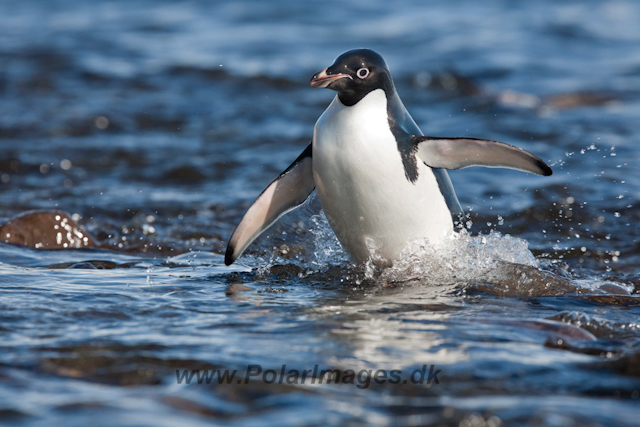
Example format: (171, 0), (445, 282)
(312, 90), (454, 263)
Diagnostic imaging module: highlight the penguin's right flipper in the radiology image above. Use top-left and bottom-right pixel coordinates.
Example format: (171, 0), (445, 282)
(224, 144), (314, 266)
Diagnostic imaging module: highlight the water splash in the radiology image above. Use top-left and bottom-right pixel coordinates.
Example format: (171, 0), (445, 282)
(307, 211), (350, 267)
(247, 209), (351, 276)
(246, 210), (545, 287)
(367, 229), (538, 285)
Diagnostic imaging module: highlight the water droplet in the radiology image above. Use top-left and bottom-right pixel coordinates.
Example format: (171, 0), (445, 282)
(95, 116), (109, 129)
(60, 159), (72, 170)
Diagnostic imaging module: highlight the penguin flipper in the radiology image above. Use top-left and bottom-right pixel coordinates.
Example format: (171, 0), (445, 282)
(414, 136), (553, 176)
(224, 144), (314, 266)
(431, 168), (465, 218)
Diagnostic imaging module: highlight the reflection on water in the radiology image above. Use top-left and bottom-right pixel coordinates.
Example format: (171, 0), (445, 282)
(0, 0), (639, 425)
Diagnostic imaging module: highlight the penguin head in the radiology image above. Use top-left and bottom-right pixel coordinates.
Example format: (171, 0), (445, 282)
(310, 49), (394, 106)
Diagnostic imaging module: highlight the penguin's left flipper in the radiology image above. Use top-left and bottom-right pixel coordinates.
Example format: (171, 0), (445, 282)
(414, 136), (553, 176)
(225, 144), (315, 266)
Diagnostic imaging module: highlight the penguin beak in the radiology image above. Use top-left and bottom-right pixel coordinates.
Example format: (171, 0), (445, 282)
(310, 68), (352, 88)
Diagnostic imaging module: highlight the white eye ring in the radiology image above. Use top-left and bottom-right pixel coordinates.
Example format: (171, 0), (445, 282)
(356, 67), (370, 79)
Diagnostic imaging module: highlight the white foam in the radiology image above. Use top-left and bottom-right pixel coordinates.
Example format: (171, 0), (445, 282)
(367, 229), (538, 285)
(246, 209), (542, 287)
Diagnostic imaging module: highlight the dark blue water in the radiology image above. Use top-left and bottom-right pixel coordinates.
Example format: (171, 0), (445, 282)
(1, 1), (639, 425)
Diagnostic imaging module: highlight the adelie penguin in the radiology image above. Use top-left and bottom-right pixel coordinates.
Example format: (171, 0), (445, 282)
(224, 49), (552, 266)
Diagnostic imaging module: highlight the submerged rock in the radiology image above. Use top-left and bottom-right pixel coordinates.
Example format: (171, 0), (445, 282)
(0, 210), (97, 249)
(544, 91), (620, 109)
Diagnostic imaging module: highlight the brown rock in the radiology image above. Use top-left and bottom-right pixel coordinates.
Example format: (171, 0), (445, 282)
(226, 283), (252, 296)
(545, 91), (619, 109)
(0, 210), (97, 249)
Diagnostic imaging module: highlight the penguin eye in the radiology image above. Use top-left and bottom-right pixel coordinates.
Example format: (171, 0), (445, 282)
(356, 68), (370, 79)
